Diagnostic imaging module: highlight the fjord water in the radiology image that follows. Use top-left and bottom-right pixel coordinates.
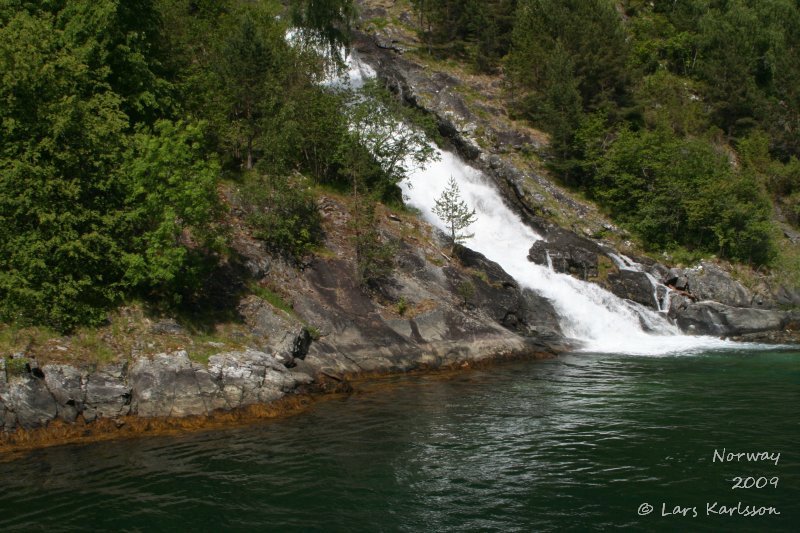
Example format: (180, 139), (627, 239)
(2, 55), (794, 532)
(1, 349), (798, 531)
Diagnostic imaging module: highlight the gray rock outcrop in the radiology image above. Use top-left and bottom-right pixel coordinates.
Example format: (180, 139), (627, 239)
(682, 263), (753, 307)
(0, 350), (313, 432)
(675, 301), (788, 337)
(527, 228), (602, 281)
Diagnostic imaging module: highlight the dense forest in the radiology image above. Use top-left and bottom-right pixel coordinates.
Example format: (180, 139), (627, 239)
(2, 0), (799, 332)
(1, 0), (432, 331)
(411, 0), (800, 267)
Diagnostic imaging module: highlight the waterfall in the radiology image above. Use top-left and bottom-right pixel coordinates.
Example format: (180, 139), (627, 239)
(340, 53), (740, 355)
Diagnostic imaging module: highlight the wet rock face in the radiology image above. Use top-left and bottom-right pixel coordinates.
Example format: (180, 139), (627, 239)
(605, 270), (657, 309)
(527, 229), (602, 280)
(454, 245), (562, 337)
(527, 230), (660, 309)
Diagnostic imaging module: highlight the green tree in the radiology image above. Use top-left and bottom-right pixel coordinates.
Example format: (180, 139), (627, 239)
(0, 3), (224, 329)
(240, 173), (322, 261)
(119, 120), (224, 301)
(507, 0), (629, 112)
(0, 9), (130, 329)
(289, 0), (356, 70)
(339, 81), (437, 200)
(433, 176), (477, 250)
(591, 127), (775, 264)
(212, 3), (292, 170)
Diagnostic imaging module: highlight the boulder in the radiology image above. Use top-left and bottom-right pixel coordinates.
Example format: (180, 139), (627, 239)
(774, 285), (800, 307)
(664, 268), (690, 291)
(130, 350), (309, 417)
(132, 351), (214, 417)
(239, 295), (312, 365)
(684, 263), (752, 307)
(1, 375), (58, 430)
(604, 269), (657, 309)
(528, 228), (603, 280)
(208, 350), (300, 408)
(676, 301), (787, 336)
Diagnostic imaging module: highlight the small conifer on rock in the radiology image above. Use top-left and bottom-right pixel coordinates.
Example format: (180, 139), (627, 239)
(432, 176), (477, 251)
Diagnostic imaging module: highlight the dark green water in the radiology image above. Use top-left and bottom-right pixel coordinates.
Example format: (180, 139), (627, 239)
(1, 349), (798, 532)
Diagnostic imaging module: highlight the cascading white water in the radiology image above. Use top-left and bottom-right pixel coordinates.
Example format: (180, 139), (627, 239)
(607, 252), (673, 314)
(339, 54), (744, 355)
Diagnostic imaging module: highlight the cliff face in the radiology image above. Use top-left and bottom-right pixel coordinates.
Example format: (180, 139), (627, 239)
(0, 194), (569, 439)
(4, 10), (800, 443)
(349, 27), (800, 342)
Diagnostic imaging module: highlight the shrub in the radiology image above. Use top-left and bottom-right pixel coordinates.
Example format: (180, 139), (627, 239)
(241, 174), (322, 261)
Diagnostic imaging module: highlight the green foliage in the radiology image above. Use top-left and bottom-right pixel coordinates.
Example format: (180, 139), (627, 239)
(591, 127), (775, 264)
(457, 280), (476, 307)
(352, 201), (397, 288)
(4, 357), (30, 379)
(433, 177), (477, 250)
(339, 81), (438, 200)
(495, 0), (798, 267)
(396, 297), (408, 316)
(411, 0), (517, 72)
(0, 1), (224, 331)
(212, 3), (292, 170)
(289, 0), (356, 69)
(120, 120), (224, 301)
(507, 0), (630, 113)
(241, 173), (322, 261)
(0, 7), (130, 329)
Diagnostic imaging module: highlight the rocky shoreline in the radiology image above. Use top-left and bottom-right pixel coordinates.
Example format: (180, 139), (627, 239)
(2, 20), (798, 452)
(1, 192), (572, 449)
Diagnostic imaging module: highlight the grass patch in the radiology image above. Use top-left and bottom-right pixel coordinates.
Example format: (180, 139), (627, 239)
(592, 255), (617, 282)
(305, 325), (321, 340)
(396, 297), (408, 316)
(311, 245), (338, 260)
(72, 328), (115, 366)
(0, 302), (260, 368)
(4, 356), (30, 378)
(0, 325), (60, 357)
(470, 268), (490, 284)
(249, 282), (295, 316)
(365, 16), (389, 30)
(186, 335), (241, 365)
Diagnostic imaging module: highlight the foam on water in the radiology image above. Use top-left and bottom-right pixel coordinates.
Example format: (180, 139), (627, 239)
(342, 53), (766, 356)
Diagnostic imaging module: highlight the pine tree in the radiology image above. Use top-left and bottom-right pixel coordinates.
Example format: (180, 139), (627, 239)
(432, 176), (477, 250)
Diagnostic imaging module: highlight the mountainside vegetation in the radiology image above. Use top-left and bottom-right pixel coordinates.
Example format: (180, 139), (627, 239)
(2, 0), (799, 335)
(1, 0), (430, 332)
(410, 0), (800, 270)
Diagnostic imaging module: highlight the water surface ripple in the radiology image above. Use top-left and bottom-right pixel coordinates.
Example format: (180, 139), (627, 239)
(1, 349), (798, 531)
